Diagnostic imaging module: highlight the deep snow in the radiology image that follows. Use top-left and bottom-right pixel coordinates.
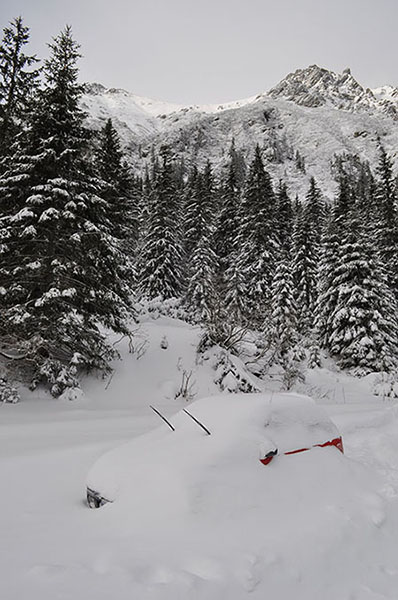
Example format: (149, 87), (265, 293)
(1, 316), (398, 599)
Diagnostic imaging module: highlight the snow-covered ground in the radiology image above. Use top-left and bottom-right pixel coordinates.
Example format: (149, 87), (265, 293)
(1, 316), (398, 599)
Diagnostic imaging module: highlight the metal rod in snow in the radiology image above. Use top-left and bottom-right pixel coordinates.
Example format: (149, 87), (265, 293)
(149, 405), (175, 431)
(183, 408), (211, 435)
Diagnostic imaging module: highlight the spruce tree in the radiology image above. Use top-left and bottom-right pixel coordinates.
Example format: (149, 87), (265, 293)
(183, 161), (215, 261)
(268, 258), (297, 361)
(186, 230), (217, 323)
(224, 259), (247, 325)
(291, 207), (318, 332)
(137, 166), (152, 239)
(183, 161), (219, 320)
(214, 160), (241, 274)
(0, 27), (131, 395)
(303, 176), (325, 251)
(326, 213), (398, 373)
(230, 145), (278, 326)
(138, 148), (183, 299)
(373, 145), (398, 295)
(183, 166), (202, 259)
(315, 178), (352, 347)
(228, 138), (246, 188)
(96, 118), (123, 183)
(276, 181), (293, 258)
(292, 178), (325, 333)
(95, 118), (139, 258)
(0, 16), (40, 159)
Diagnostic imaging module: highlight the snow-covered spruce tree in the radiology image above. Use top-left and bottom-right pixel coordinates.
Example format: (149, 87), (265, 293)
(214, 160), (241, 280)
(96, 118), (124, 184)
(138, 148), (183, 299)
(325, 211), (398, 373)
(307, 343), (321, 369)
(291, 205), (318, 333)
(373, 145), (398, 295)
(95, 118), (139, 276)
(137, 166), (152, 239)
(224, 257), (247, 325)
(292, 178), (325, 333)
(0, 27), (131, 395)
(182, 161), (219, 321)
(228, 145), (278, 326)
(268, 257), (297, 362)
(275, 180), (293, 258)
(228, 138), (247, 188)
(186, 229), (217, 323)
(0, 16), (40, 160)
(183, 161), (215, 262)
(303, 176), (326, 249)
(183, 166), (201, 259)
(315, 178), (353, 348)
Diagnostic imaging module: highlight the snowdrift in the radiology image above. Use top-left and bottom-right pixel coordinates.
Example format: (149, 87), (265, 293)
(85, 393), (392, 599)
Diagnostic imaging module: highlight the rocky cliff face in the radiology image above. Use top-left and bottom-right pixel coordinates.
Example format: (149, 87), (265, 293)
(81, 65), (398, 198)
(268, 64), (398, 118)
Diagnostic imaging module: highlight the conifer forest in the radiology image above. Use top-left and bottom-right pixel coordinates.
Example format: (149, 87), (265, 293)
(1, 18), (398, 401)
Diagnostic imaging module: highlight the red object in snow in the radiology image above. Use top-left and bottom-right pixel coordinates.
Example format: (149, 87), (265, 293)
(260, 436), (344, 466)
(260, 455), (275, 466)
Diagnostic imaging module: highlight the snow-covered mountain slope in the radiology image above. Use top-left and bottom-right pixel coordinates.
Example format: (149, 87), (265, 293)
(81, 65), (398, 197)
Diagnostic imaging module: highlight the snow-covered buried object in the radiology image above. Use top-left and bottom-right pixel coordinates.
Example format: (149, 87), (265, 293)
(86, 392), (342, 507)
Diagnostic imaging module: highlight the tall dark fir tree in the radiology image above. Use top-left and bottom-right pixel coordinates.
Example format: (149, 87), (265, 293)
(138, 148), (183, 299)
(292, 178), (325, 333)
(373, 145), (398, 295)
(228, 145), (278, 326)
(95, 118), (139, 262)
(292, 204), (318, 333)
(0, 16), (40, 160)
(0, 27), (131, 395)
(315, 178), (353, 347)
(275, 180), (293, 258)
(183, 161), (215, 262)
(214, 160), (241, 273)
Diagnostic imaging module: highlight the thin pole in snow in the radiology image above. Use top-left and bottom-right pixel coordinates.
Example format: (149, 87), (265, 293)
(149, 405), (175, 431)
(183, 408), (211, 436)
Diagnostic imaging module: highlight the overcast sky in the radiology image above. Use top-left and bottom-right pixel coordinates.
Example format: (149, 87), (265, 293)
(0, 0), (397, 104)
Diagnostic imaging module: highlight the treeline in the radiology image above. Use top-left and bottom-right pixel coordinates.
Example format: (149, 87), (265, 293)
(1, 18), (397, 399)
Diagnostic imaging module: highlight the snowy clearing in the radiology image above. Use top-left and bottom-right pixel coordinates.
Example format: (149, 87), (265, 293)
(1, 316), (398, 600)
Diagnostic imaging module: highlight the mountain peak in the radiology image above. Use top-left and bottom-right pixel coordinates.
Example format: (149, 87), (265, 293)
(267, 65), (369, 109)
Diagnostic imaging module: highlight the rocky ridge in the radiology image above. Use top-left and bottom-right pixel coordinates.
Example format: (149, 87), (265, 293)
(81, 65), (398, 197)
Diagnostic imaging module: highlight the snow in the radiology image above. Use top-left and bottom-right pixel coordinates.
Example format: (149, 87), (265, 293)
(2, 316), (398, 599)
(11, 207), (34, 222)
(372, 86), (398, 101)
(38, 207), (60, 222)
(81, 67), (398, 198)
(86, 392), (341, 502)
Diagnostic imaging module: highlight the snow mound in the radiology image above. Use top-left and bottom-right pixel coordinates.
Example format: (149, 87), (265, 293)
(86, 392), (340, 501)
(86, 393), (393, 600)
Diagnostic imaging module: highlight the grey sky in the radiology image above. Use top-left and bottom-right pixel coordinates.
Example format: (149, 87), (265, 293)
(0, 0), (397, 104)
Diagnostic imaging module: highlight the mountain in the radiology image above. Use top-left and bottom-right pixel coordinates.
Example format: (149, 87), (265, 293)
(81, 66), (398, 198)
(268, 64), (398, 118)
